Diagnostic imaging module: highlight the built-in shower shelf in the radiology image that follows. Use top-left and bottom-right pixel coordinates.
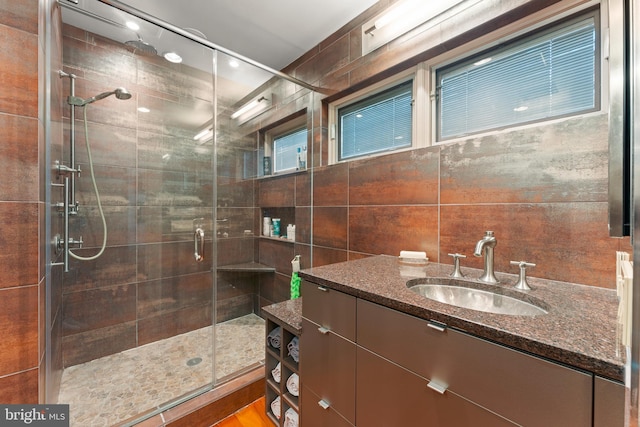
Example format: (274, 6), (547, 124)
(216, 262), (276, 272)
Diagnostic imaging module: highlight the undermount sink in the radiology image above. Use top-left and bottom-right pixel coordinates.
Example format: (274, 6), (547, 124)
(407, 279), (548, 316)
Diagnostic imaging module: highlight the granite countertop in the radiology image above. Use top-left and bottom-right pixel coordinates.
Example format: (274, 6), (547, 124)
(262, 297), (303, 333)
(298, 255), (625, 382)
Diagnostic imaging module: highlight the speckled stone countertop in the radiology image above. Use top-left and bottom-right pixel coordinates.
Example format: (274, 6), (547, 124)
(299, 255), (625, 382)
(262, 298), (303, 333)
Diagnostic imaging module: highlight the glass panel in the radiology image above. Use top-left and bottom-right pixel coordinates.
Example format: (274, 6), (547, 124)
(53, 3), (313, 426)
(55, 4), (220, 426)
(339, 80), (412, 160)
(438, 15), (596, 140)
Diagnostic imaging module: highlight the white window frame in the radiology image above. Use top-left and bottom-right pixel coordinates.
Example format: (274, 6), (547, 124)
(328, 66), (429, 165)
(263, 114), (308, 175)
(433, 9), (600, 142)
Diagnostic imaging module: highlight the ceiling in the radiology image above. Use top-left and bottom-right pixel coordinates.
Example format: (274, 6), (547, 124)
(61, 0), (379, 87)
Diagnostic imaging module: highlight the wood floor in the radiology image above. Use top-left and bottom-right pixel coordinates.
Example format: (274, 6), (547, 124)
(212, 397), (274, 427)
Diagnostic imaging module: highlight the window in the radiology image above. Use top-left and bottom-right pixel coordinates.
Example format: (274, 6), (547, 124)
(273, 127), (308, 173)
(436, 12), (598, 140)
(337, 79), (413, 161)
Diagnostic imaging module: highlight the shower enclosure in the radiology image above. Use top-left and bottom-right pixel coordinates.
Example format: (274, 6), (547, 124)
(46, 1), (315, 425)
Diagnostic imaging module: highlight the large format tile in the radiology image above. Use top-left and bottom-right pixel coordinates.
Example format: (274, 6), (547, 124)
(439, 202), (619, 287)
(349, 147), (439, 205)
(0, 286), (39, 376)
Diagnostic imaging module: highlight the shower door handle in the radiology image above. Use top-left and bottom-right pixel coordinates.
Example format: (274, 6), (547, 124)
(194, 228), (205, 262)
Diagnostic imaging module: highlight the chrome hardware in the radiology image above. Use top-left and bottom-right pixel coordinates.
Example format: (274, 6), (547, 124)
(473, 231), (499, 283)
(318, 400), (330, 410)
(194, 227), (205, 262)
(56, 161), (81, 176)
(56, 236), (83, 251)
(427, 380), (448, 394)
(318, 326), (330, 335)
(318, 286), (328, 292)
(427, 321), (447, 332)
(510, 260), (536, 291)
(448, 253), (466, 278)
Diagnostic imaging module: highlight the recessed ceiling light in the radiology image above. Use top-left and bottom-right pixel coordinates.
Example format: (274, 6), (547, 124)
(137, 107), (150, 113)
(126, 21), (140, 31)
(164, 52), (182, 63)
(229, 59), (240, 68)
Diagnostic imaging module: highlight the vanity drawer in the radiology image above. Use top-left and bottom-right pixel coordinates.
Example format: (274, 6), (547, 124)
(356, 346), (517, 427)
(301, 281), (356, 341)
(357, 299), (593, 427)
(301, 386), (354, 427)
(300, 317), (356, 424)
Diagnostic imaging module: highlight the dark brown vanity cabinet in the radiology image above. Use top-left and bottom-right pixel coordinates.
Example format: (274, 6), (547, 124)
(357, 346), (517, 426)
(357, 299), (592, 427)
(300, 279), (624, 426)
(300, 282), (356, 426)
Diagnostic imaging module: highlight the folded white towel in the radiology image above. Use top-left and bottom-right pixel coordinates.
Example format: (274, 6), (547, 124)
(271, 362), (281, 383)
(286, 373), (299, 396)
(268, 326), (282, 349)
(287, 336), (299, 362)
(270, 396), (281, 419)
(284, 407), (299, 427)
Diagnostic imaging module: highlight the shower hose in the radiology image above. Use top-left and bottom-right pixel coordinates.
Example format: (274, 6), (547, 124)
(69, 105), (108, 260)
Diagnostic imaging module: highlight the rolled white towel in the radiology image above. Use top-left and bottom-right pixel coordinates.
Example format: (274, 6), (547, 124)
(271, 362), (281, 383)
(270, 396), (281, 419)
(286, 373), (299, 396)
(287, 336), (299, 362)
(268, 326), (282, 349)
(284, 408), (299, 427)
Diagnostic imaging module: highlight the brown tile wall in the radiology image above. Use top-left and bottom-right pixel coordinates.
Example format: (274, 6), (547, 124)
(247, 0), (628, 293)
(0, 0), (44, 404)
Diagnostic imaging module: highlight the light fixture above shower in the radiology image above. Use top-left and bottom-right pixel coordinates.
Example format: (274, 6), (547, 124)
(231, 95), (270, 122)
(194, 127), (213, 142)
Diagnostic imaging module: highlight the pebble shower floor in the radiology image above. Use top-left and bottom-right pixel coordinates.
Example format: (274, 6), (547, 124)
(58, 314), (265, 426)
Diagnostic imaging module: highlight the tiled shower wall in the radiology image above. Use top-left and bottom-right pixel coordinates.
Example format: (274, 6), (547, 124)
(0, 0), (43, 403)
(58, 24), (220, 367)
(244, 0), (629, 293)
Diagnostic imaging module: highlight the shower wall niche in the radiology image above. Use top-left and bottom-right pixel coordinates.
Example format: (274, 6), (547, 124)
(59, 23), (216, 367)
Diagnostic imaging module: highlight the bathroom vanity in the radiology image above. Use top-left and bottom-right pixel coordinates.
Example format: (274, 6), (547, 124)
(298, 255), (625, 427)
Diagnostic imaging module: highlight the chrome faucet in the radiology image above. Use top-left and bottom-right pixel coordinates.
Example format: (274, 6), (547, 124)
(474, 231), (499, 283)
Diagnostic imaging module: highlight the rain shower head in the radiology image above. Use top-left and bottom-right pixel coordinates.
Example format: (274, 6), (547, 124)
(69, 88), (132, 106)
(125, 35), (158, 57)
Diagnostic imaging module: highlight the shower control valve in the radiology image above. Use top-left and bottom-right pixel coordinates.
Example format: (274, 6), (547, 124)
(68, 237), (83, 250)
(55, 160), (80, 176)
(55, 236), (83, 251)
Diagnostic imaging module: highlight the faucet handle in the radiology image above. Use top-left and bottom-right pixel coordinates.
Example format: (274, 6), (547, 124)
(510, 260), (536, 290)
(448, 253), (466, 278)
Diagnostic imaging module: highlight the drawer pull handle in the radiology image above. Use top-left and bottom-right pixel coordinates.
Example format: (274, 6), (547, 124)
(427, 380), (448, 394)
(318, 286), (329, 292)
(427, 321), (447, 332)
(318, 399), (330, 410)
(318, 326), (330, 335)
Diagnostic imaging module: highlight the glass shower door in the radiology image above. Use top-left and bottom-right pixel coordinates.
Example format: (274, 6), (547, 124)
(56, 3), (218, 425)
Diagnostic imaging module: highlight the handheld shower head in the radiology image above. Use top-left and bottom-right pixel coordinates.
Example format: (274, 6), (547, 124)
(69, 87), (132, 106)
